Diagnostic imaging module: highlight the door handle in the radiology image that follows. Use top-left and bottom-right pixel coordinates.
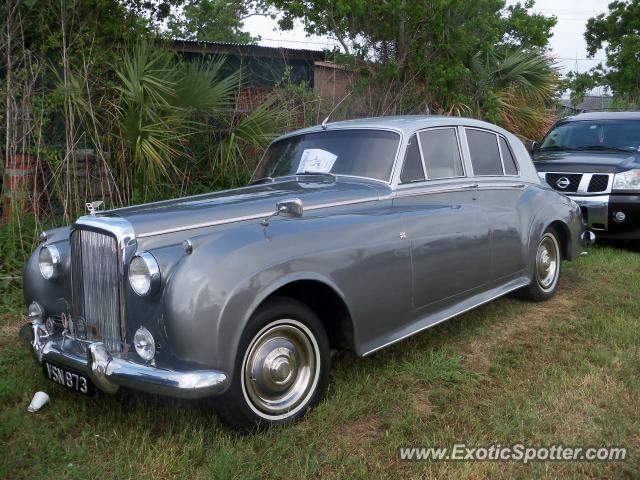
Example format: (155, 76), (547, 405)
(463, 183), (479, 189)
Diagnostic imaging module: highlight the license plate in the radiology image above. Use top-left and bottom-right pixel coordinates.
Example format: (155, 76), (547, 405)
(43, 361), (94, 395)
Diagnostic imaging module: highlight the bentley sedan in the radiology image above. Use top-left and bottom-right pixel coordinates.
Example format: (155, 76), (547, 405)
(22, 116), (590, 430)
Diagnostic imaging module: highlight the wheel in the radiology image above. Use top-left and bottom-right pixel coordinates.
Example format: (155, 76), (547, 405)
(519, 226), (562, 302)
(214, 297), (330, 431)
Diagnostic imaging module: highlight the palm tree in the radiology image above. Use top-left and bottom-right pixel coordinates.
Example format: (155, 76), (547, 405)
(115, 42), (284, 201)
(472, 48), (560, 140)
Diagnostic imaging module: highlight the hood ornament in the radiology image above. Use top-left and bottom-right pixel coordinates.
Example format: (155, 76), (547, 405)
(86, 200), (104, 215)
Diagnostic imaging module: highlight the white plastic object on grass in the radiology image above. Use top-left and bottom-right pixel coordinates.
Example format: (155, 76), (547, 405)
(27, 391), (49, 412)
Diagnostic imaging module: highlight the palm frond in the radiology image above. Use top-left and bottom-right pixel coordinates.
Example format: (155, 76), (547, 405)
(174, 56), (241, 114)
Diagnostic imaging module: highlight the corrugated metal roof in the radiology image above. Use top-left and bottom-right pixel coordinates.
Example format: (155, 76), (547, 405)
(168, 39), (326, 61)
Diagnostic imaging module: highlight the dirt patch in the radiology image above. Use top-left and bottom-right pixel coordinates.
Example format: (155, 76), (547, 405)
(333, 413), (384, 445)
(412, 388), (434, 416)
(460, 290), (575, 374)
(0, 319), (23, 349)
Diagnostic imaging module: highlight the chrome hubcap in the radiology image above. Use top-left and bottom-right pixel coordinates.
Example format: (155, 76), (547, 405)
(243, 321), (318, 416)
(536, 233), (559, 290)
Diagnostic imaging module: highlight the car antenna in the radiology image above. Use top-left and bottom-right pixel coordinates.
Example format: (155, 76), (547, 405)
(321, 91), (352, 130)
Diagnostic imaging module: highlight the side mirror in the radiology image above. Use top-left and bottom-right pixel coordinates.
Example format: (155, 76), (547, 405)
(262, 198), (303, 226)
(276, 198), (303, 218)
(525, 141), (539, 154)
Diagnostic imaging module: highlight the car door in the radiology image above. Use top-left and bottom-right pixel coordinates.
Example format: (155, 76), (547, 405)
(463, 128), (528, 280)
(393, 127), (492, 312)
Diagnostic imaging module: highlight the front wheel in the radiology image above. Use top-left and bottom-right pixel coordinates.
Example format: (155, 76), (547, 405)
(214, 297), (330, 431)
(519, 226), (562, 302)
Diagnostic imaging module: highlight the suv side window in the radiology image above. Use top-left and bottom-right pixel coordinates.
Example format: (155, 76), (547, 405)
(400, 134), (425, 183)
(499, 137), (518, 175)
(466, 129), (503, 176)
(418, 128), (464, 179)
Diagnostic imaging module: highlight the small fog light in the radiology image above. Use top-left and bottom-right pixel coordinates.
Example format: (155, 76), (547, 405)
(613, 211), (626, 223)
(27, 302), (44, 323)
(133, 327), (155, 362)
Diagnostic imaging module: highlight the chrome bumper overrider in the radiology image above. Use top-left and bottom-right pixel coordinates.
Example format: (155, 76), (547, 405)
(23, 322), (228, 399)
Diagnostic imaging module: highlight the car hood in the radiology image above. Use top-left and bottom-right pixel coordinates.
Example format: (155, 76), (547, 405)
(101, 178), (382, 238)
(533, 150), (640, 174)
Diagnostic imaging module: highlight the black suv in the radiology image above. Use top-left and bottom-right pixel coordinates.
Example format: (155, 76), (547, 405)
(531, 112), (640, 240)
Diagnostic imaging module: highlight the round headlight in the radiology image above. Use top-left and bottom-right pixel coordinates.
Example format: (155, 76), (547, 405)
(133, 326), (155, 362)
(38, 245), (61, 280)
(128, 251), (160, 296)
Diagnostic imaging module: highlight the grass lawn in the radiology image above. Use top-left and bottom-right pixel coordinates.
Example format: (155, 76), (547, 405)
(1, 244), (639, 479)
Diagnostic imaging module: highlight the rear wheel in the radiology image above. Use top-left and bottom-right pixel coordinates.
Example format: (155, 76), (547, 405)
(214, 297), (330, 431)
(519, 226), (562, 302)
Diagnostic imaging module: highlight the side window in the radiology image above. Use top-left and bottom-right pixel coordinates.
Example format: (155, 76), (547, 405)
(466, 129), (503, 176)
(418, 128), (464, 179)
(499, 137), (518, 175)
(400, 134), (425, 183)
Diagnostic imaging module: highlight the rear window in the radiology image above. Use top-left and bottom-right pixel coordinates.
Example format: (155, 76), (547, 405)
(466, 129), (503, 176)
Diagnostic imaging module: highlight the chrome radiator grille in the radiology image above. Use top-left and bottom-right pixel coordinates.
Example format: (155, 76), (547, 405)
(71, 229), (122, 352)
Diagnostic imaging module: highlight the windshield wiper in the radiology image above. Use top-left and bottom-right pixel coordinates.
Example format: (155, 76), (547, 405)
(538, 146), (583, 152)
(574, 145), (637, 153)
(295, 171), (337, 181)
(249, 176), (274, 185)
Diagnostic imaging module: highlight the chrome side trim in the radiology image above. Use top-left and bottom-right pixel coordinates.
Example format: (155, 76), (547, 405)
(135, 196), (383, 238)
(362, 279), (530, 356)
(394, 183), (478, 198)
(305, 196), (380, 211)
(476, 182), (527, 190)
(394, 181), (528, 199)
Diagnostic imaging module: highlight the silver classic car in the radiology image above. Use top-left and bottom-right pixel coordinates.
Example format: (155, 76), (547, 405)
(22, 116), (590, 429)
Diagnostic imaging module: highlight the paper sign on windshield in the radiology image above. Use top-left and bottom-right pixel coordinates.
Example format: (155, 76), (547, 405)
(296, 149), (337, 174)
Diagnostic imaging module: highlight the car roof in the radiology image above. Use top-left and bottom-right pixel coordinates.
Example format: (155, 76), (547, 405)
(278, 115), (514, 139)
(562, 111), (640, 122)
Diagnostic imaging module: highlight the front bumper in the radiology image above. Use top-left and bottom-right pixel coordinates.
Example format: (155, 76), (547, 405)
(22, 322), (228, 399)
(568, 194), (640, 239)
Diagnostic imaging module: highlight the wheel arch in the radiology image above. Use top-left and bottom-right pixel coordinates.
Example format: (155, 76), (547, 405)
(216, 271), (356, 376)
(257, 279), (355, 351)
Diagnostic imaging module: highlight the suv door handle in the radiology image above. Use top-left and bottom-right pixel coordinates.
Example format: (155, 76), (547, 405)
(463, 183), (479, 189)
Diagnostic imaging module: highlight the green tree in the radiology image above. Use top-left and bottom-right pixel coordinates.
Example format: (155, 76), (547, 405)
(268, 0), (557, 137)
(167, 0), (265, 43)
(580, 0), (640, 103)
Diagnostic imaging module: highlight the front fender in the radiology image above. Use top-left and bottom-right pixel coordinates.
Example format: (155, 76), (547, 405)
(161, 218), (355, 373)
(161, 203), (408, 375)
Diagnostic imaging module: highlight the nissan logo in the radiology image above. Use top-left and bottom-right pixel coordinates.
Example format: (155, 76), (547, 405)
(556, 177), (571, 189)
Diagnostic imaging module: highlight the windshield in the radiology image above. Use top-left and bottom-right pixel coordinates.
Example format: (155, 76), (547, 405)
(540, 120), (640, 152)
(252, 129), (401, 182)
